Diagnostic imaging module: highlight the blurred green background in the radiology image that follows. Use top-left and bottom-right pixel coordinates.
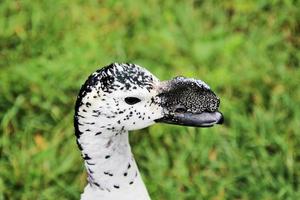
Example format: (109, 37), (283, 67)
(0, 0), (299, 199)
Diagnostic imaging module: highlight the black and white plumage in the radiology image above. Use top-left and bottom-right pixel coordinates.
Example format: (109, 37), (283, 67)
(74, 63), (223, 199)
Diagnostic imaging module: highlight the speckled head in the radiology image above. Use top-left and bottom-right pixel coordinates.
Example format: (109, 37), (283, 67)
(74, 63), (223, 139)
(74, 63), (165, 138)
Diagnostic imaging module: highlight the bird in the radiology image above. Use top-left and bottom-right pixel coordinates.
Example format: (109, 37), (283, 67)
(74, 63), (223, 200)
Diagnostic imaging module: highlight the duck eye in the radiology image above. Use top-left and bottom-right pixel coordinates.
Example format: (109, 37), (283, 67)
(125, 97), (141, 105)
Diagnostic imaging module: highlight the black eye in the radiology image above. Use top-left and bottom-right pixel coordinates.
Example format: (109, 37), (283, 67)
(125, 97), (141, 105)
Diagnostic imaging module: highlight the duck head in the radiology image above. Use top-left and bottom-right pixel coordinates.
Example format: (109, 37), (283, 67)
(74, 63), (223, 136)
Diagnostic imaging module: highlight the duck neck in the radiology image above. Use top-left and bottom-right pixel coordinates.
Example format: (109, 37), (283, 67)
(77, 128), (143, 191)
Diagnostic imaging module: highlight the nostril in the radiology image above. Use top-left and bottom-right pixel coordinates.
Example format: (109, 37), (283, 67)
(174, 106), (187, 113)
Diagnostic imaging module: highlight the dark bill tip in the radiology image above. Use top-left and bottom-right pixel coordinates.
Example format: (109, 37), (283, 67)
(216, 113), (224, 124)
(155, 111), (224, 127)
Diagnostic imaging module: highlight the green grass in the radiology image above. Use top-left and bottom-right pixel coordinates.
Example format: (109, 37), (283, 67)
(1, 0), (300, 199)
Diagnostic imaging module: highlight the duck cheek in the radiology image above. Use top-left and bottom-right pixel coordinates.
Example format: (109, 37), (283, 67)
(126, 120), (155, 131)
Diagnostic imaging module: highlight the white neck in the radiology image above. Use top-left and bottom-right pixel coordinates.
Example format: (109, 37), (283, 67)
(77, 127), (151, 200)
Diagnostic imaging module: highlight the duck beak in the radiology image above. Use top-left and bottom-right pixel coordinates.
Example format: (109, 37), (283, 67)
(155, 111), (224, 127)
(155, 77), (224, 127)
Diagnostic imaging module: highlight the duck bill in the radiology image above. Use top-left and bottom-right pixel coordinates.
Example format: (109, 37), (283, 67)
(155, 111), (224, 127)
(155, 77), (224, 127)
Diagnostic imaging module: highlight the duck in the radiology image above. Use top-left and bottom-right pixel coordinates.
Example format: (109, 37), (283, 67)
(74, 63), (223, 200)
